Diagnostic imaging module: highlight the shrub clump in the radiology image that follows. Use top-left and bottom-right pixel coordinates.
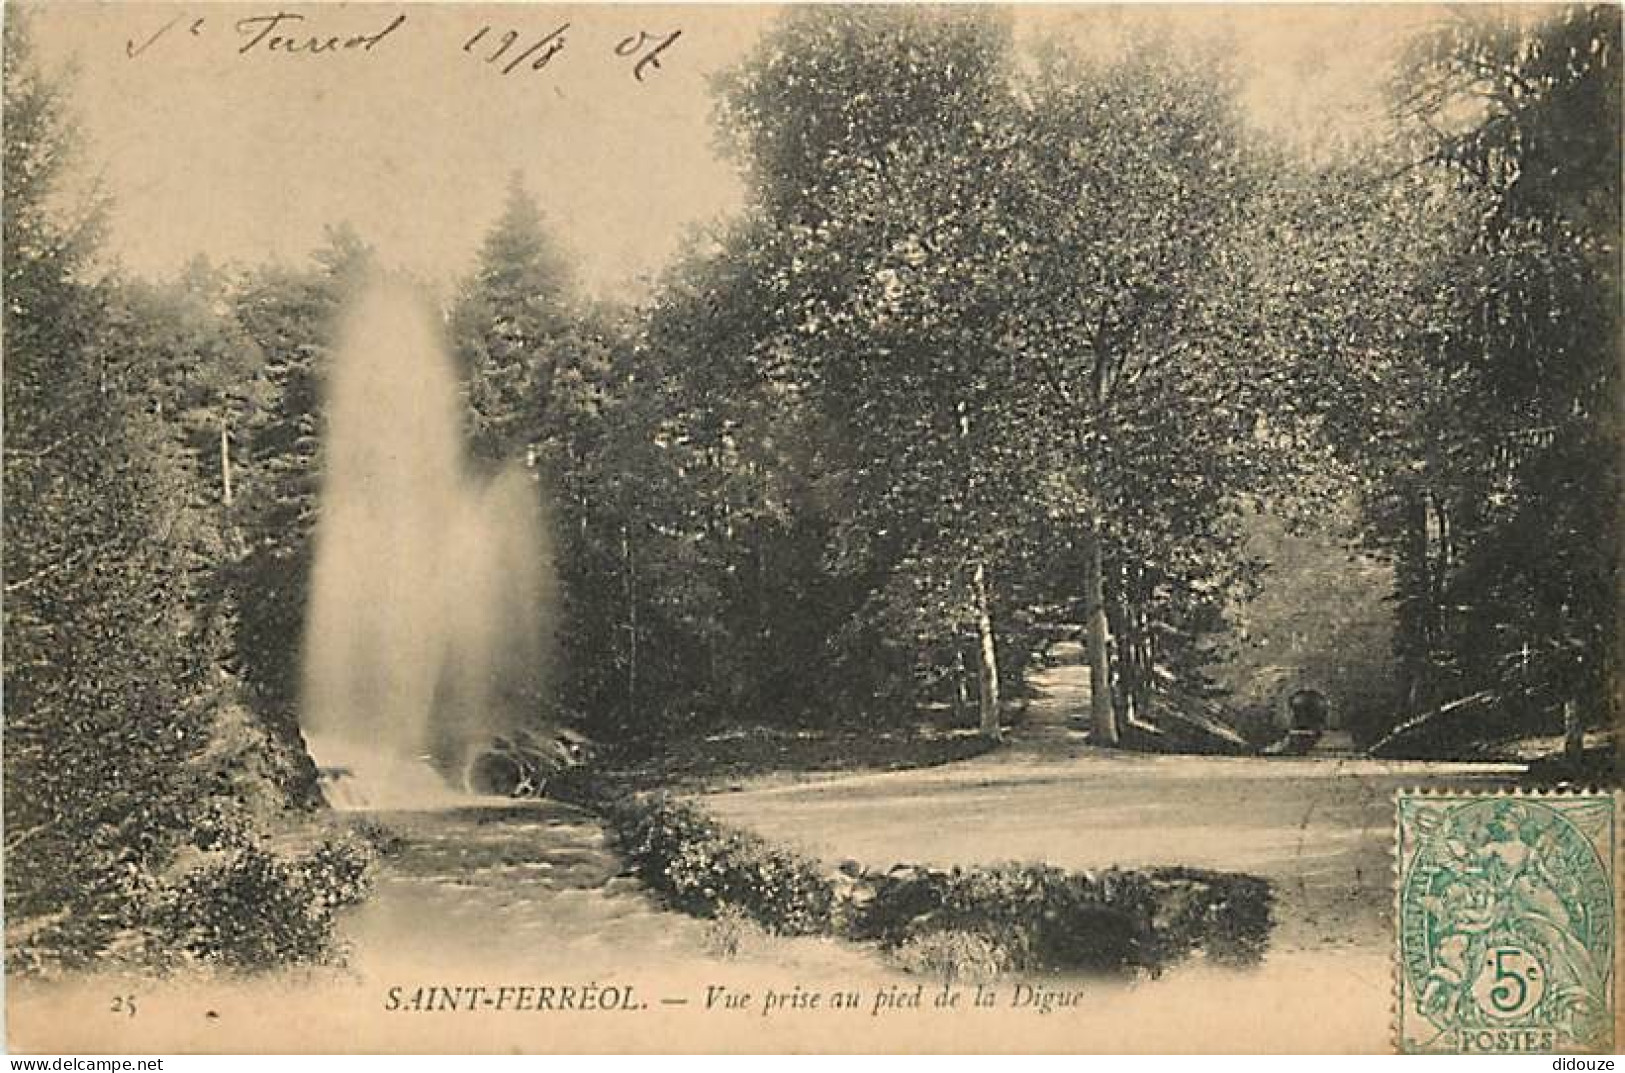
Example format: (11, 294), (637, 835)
(1145, 865), (1275, 967)
(562, 779), (1273, 976)
(145, 826), (376, 971)
(890, 929), (1009, 984)
(605, 794), (833, 936)
(844, 862), (1271, 974)
(843, 863), (1154, 972)
(8, 778), (379, 977)
(702, 904), (770, 960)
(348, 816), (407, 857)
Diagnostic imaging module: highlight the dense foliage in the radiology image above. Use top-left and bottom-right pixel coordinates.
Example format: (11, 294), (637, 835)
(4, 17), (208, 961)
(1331, 7), (1620, 753)
(148, 833), (374, 970)
(2, 14), (369, 972)
(845, 861), (1272, 973)
(536, 8), (1621, 753)
(608, 795), (835, 936)
(571, 786), (1271, 974)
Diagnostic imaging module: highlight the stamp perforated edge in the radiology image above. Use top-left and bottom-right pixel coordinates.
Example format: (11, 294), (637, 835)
(1391, 785), (1620, 1055)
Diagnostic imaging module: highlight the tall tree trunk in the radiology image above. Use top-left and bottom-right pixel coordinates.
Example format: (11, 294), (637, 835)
(219, 421), (234, 507)
(1082, 526), (1117, 744)
(953, 644), (970, 724)
(1563, 698), (1583, 768)
(1398, 490), (1434, 717)
(1136, 568), (1155, 716)
(972, 560), (1002, 743)
(622, 524), (637, 718)
(1105, 568), (1131, 724)
(955, 396), (1001, 742)
(1082, 341), (1120, 744)
(1123, 566), (1152, 723)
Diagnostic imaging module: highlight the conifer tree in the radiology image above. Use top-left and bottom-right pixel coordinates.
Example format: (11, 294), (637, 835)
(3, 13), (215, 964)
(450, 174), (577, 462)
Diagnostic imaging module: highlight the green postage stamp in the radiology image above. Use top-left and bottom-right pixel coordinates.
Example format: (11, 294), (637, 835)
(1397, 791), (1616, 1054)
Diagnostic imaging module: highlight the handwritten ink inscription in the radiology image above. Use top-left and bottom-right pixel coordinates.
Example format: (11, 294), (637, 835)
(124, 11), (681, 83)
(235, 12), (408, 56)
(463, 23), (570, 76)
(125, 14), (206, 58)
(613, 30), (682, 83)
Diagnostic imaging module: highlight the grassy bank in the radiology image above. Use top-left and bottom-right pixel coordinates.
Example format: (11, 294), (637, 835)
(582, 723), (998, 795)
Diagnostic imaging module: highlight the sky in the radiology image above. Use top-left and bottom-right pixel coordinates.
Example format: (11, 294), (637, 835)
(26, 3), (1443, 300)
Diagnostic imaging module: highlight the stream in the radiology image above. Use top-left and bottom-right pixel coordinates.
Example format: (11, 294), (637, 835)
(339, 800), (719, 975)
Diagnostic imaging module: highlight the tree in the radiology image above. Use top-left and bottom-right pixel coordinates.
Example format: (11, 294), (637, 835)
(1411, 6), (1623, 758)
(993, 29), (1283, 742)
(717, 7), (1029, 741)
(107, 260), (267, 511)
(716, 10), (1303, 746)
(1271, 7), (1620, 756)
(450, 174), (577, 462)
(2, 12), (217, 963)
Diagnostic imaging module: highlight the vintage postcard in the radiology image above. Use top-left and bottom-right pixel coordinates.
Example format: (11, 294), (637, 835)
(3, 1), (1619, 1056)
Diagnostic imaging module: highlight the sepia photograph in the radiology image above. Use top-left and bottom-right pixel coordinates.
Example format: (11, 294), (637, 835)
(2, 1), (1619, 1056)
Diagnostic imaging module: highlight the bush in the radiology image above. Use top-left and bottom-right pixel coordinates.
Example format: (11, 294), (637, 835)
(1144, 865), (1274, 967)
(844, 863), (1153, 972)
(891, 929), (1008, 984)
(147, 832), (375, 971)
(606, 795), (833, 936)
(702, 904), (768, 960)
(844, 861), (1271, 974)
(349, 817), (407, 857)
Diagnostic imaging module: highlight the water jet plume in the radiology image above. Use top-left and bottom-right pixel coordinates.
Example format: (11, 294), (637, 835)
(301, 277), (555, 808)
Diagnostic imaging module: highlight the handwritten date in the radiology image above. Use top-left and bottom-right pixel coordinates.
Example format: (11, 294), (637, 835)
(125, 11), (682, 83)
